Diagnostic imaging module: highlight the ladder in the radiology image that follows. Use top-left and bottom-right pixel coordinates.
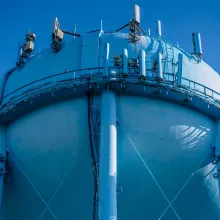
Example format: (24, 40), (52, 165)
(159, 36), (175, 75)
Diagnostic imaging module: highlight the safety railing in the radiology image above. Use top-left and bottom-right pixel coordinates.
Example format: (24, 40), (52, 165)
(1, 66), (220, 112)
(181, 77), (220, 102)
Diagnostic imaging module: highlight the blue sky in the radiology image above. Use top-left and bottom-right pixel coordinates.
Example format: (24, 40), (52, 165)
(0, 0), (219, 74)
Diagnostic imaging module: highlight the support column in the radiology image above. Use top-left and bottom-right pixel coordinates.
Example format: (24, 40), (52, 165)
(0, 126), (6, 219)
(99, 90), (117, 220)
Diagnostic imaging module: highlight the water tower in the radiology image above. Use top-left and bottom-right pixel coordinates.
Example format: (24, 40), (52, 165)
(0, 5), (220, 220)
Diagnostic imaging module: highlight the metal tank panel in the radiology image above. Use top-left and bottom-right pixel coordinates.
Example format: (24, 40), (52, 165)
(117, 95), (217, 219)
(3, 38), (81, 98)
(81, 31), (102, 69)
(2, 97), (94, 219)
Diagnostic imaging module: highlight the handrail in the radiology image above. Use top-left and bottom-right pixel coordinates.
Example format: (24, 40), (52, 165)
(1, 67), (220, 112)
(2, 67), (103, 100)
(182, 77), (220, 99)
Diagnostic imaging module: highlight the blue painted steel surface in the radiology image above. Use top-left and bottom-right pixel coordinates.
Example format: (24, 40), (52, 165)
(99, 90), (117, 220)
(0, 27), (220, 220)
(81, 31), (102, 69)
(117, 96), (216, 219)
(3, 98), (93, 219)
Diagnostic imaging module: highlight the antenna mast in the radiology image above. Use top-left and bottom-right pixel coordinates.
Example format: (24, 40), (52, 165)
(115, 5), (147, 42)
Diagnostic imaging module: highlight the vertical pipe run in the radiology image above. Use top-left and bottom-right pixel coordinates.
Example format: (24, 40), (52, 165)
(123, 48), (128, 75)
(0, 126), (6, 219)
(140, 50), (146, 79)
(177, 53), (183, 86)
(157, 52), (163, 80)
(156, 20), (162, 36)
(99, 90), (117, 220)
(103, 43), (110, 77)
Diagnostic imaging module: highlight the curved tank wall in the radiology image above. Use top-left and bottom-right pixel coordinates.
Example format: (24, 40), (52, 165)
(3, 93), (218, 219)
(117, 95), (218, 219)
(1, 27), (220, 220)
(2, 97), (94, 219)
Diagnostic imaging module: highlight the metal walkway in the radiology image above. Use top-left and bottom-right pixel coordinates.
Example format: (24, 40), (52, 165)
(0, 66), (219, 123)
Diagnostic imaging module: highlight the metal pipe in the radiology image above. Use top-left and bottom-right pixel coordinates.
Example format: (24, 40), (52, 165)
(103, 43), (110, 77)
(140, 50), (146, 79)
(156, 20), (162, 36)
(177, 53), (183, 86)
(99, 89), (117, 220)
(123, 48), (128, 75)
(157, 52), (163, 80)
(0, 126), (6, 219)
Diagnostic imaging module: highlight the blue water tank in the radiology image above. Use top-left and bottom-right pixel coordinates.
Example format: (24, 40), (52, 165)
(0, 14), (220, 220)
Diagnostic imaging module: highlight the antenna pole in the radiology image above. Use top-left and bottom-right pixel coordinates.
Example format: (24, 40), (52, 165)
(156, 20), (162, 36)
